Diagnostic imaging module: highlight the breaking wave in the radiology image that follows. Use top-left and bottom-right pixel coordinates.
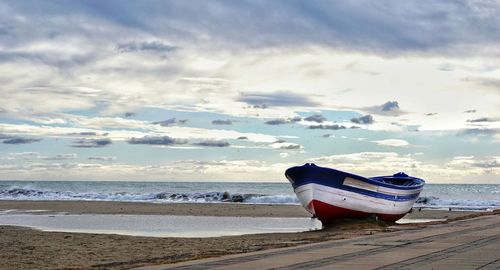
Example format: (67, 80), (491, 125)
(2, 184), (500, 209)
(0, 186), (300, 204)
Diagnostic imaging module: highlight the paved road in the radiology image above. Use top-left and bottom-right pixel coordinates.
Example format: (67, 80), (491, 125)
(136, 214), (500, 270)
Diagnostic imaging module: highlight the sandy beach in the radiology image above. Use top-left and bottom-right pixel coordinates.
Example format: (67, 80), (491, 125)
(0, 200), (495, 270)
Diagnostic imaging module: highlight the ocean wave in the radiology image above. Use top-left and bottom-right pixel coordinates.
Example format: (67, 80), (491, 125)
(2, 186), (499, 209)
(0, 186), (299, 204)
(415, 196), (500, 210)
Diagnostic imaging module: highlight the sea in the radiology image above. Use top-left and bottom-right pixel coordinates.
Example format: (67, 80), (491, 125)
(1, 181), (500, 211)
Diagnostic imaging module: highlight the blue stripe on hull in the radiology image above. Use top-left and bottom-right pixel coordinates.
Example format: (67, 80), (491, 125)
(285, 163), (424, 202)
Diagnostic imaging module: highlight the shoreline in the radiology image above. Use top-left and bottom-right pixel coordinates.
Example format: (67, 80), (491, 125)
(0, 199), (488, 219)
(1, 200), (498, 270)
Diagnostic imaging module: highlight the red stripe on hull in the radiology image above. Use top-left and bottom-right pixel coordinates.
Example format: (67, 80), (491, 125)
(308, 199), (406, 224)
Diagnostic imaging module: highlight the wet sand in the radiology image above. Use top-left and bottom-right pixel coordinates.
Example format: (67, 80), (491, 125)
(0, 200), (311, 217)
(0, 200), (494, 270)
(0, 200), (479, 219)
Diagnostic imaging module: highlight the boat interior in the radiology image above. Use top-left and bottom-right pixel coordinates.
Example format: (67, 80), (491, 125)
(370, 176), (422, 187)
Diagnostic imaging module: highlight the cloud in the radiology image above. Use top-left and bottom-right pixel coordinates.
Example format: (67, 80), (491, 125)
(117, 41), (176, 54)
(0, 1), (499, 183)
(371, 139), (410, 147)
(279, 153), (289, 158)
(363, 101), (405, 116)
(350, 114), (374, 124)
(269, 141), (302, 150)
(304, 114), (327, 123)
(153, 118), (188, 126)
(40, 154), (77, 160)
(193, 140), (230, 147)
(88, 156), (116, 161)
(459, 128), (499, 137)
(4, 1), (500, 57)
(448, 156), (500, 169)
(2, 136), (42, 144)
(309, 151), (496, 183)
(67, 132), (99, 136)
(251, 104), (268, 109)
(467, 117), (491, 123)
(212, 119), (232, 125)
(473, 158), (500, 168)
(279, 144), (301, 150)
(464, 110), (477, 113)
(308, 124), (346, 130)
(265, 119), (288, 125)
(264, 116), (301, 125)
(124, 112), (136, 117)
(381, 101), (399, 112)
(238, 91), (319, 107)
(72, 138), (112, 148)
(8, 152), (40, 159)
(128, 136), (188, 145)
(236, 136), (248, 140)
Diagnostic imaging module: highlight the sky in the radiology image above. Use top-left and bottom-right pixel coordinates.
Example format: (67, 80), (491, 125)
(0, 0), (499, 183)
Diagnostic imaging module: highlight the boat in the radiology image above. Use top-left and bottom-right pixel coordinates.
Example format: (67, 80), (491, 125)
(285, 163), (425, 224)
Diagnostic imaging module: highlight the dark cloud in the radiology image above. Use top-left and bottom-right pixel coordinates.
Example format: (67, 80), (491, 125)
(124, 112), (135, 117)
(425, 112), (437, 116)
(67, 132), (98, 136)
(381, 101), (399, 111)
(2, 1), (500, 59)
(459, 128), (499, 137)
(252, 104), (268, 109)
(40, 154), (77, 160)
(88, 156), (116, 161)
(193, 140), (230, 147)
(265, 119), (288, 125)
(308, 124), (346, 130)
(152, 118), (188, 126)
(128, 136), (187, 145)
(264, 116), (301, 125)
(72, 138), (112, 148)
(0, 134), (12, 140)
(212, 119), (232, 125)
(364, 101), (404, 116)
(304, 114), (327, 123)
(464, 109), (477, 113)
(2, 136), (42, 144)
(117, 41), (176, 54)
(239, 91), (319, 107)
(236, 136), (248, 140)
(350, 114), (374, 124)
(279, 144), (301, 150)
(467, 118), (490, 123)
